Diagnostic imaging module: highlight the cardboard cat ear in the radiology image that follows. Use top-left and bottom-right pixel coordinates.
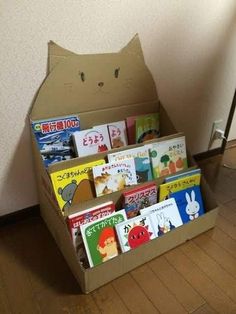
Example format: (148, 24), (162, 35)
(47, 41), (76, 73)
(120, 34), (145, 62)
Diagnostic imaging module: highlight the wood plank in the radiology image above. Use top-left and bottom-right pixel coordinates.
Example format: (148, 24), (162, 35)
(165, 246), (236, 313)
(216, 215), (236, 240)
(219, 202), (236, 225)
(192, 303), (217, 314)
(112, 273), (159, 313)
(130, 264), (187, 314)
(148, 255), (205, 312)
(193, 233), (236, 279)
(91, 283), (129, 314)
(206, 227), (236, 259)
(180, 240), (236, 302)
(0, 274), (12, 314)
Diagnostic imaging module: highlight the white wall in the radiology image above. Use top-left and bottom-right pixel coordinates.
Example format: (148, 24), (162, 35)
(1, 0), (236, 215)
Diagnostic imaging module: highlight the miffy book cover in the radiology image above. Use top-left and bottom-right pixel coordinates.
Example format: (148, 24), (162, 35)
(159, 173), (205, 223)
(140, 198), (183, 236)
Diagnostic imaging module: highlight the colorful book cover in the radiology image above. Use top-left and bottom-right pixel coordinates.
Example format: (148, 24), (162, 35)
(140, 198), (183, 237)
(115, 213), (156, 253)
(31, 115), (80, 167)
(50, 159), (105, 214)
(108, 146), (153, 183)
(150, 136), (188, 178)
(159, 174), (205, 223)
(73, 125), (111, 157)
(122, 182), (157, 218)
(80, 209), (127, 267)
(135, 112), (160, 143)
(93, 158), (137, 197)
(165, 168), (201, 183)
(67, 201), (115, 266)
(107, 120), (128, 148)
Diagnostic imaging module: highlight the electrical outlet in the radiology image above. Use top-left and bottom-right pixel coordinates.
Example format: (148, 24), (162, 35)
(208, 119), (223, 149)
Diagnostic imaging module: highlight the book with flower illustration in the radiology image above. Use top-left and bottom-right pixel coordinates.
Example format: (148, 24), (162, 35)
(150, 135), (188, 179)
(107, 146), (153, 183)
(107, 120), (128, 148)
(50, 159), (105, 214)
(92, 158), (137, 197)
(140, 198), (183, 237)
(67, 201), (115, 267)
(135, 112), (160, 143)
(73, 125), (111, 157)
(115, 213), (156, 253)
(80, 209), (127, 267)
(122, 182), (157, 218)
(159, 173), (205, 223)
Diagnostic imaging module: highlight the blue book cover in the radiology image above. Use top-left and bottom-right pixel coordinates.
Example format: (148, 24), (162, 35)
(170, 186), (205, 223)
(31, 115), (80, 167)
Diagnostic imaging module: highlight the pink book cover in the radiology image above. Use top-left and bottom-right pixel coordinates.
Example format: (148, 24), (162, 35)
(126, 115), (137, 145)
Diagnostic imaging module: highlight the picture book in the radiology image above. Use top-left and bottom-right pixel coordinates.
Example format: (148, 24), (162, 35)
(140, 198), (183, 237)
(50, 158), (105, 214)
(80, 209), (127, 267)
(31, 115), (80, 167)
(165, 168), (201, 183)
(73, 125), (111, 157)
(107, 120), (128, 148)
(150, 136), (188, 178)
(159, 173), (205, 223)
(135, 112), (160, 143)
(122, 182), (157, 218)
(108, 146), (153, 183)
(115, 213), (156, 253)
(93, 158), (137, 197)
(67, 201), (115, 266)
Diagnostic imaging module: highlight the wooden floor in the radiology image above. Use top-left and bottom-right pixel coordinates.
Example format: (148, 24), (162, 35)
(1, 147), (236, 314)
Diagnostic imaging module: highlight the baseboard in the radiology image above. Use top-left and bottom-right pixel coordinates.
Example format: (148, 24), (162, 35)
(0, 205), (40, 227)
(193, 147), (222, 161)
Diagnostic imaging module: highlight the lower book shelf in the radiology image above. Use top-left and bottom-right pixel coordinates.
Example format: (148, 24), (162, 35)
(39, 175), (218, 294)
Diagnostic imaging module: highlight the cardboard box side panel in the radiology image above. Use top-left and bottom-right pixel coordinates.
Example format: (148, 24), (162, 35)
(39, 190), (87, 292)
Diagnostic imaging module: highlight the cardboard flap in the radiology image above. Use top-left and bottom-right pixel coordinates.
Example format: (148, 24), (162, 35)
(30, 34), (158, 120)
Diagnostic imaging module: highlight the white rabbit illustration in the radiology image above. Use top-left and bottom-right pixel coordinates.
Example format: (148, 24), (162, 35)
(185, 190), (200, 220)
(157, 212), (171, 235)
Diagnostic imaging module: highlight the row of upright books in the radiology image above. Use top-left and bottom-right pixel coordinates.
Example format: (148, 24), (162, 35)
(68, 167), (205, 268)
(31, 112), (160, 167)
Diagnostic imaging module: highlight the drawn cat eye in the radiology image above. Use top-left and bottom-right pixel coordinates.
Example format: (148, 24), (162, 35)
(114, 67), (120, 78)
(79, 71), (85, 82)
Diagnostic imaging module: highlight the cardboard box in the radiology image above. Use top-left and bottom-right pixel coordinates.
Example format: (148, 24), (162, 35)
(30, 35), (218, 293)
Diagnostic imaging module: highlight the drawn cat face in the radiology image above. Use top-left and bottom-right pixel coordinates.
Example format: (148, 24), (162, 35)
(31, 35), (158, 120)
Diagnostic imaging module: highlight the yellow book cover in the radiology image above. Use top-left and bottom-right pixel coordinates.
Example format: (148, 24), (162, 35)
(50, 159), (105, 214)
(159, 173), (201, 202)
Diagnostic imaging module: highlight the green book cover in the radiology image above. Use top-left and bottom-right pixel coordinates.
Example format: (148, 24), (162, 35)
(80, 210), (127, 267)
(135, 113), (160, 143)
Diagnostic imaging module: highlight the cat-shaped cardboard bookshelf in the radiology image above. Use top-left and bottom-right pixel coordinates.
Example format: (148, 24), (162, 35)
(30, 34), (218, 293)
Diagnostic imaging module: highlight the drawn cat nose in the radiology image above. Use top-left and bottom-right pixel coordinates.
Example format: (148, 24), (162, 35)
(98, 82), (104, 87)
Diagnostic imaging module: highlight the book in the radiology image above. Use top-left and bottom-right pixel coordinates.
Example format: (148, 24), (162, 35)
(122, 182), (157, 218)
(73, 125), (111, 157)
(67, 201), (115, 266)
(126, 115), (138, 145)
(93, 158), (137, 197)
(165, 168), (201, 183)
(140, 198), (183, 237)
(31, 115), (80, 167)
(50, 159), (105, 214)
(135, 112), (160, 143)
(150, 136), (188, 178)
(107, 120), (128, 148)
(159, 173), (205, 223)
(108, 146), (153, 183)
(80, 209), (127, 267)
(115, 213), (156, 252)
